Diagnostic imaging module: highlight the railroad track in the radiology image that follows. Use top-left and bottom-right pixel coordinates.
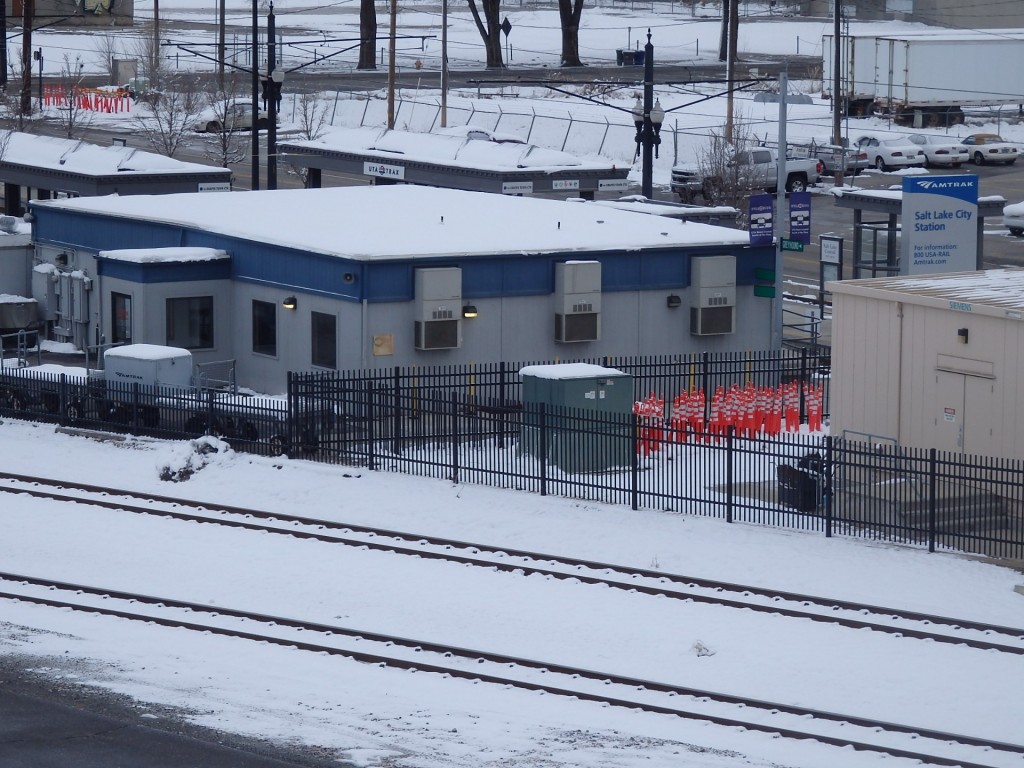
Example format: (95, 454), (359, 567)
(1, 571), (1020, 768)
(2, 471), (1022, 656)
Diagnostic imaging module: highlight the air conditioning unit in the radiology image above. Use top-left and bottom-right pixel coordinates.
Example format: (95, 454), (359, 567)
(554, 261), (601, 343)
(414, 267), (462, 350)
(689, 255), (736, 336)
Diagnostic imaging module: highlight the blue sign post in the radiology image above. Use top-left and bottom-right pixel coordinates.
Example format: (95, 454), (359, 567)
(901, 175), (979, 275)
(789, 191), (811, 244)
(749, 194), (774, 246)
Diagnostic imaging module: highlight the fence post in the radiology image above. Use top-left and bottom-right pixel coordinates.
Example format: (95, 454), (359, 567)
(367, 380), (377, 470)
(131, 383), (141, 433)
(726, 425), (734, 523)
(928, 448), (937, 553)
(539, 402), (547, 496)
(824, 435), (834, 537)
(799, 347), (808, 422)
(630, 412), (639, 511)
(59, 373), (68, 427)
(451, 391), (460, 484)
(392, 367), (402, 455)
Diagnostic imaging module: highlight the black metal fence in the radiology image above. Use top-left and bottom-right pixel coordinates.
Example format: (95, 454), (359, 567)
(3, 349), (1022, 562)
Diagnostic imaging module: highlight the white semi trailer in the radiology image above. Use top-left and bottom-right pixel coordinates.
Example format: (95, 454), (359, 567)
(822, 31), (1024, 125)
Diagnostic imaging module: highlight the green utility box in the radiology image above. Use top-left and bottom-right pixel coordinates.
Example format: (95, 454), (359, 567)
(519, 363), (633, 473)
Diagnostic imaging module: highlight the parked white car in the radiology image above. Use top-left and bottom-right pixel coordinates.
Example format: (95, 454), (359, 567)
(960, 133), (1019, 166)
(194, 101), (270, 133)
(1004, 201), (1024, 237)
(906, 133), (969, 167)
(852, 134), (926, 171)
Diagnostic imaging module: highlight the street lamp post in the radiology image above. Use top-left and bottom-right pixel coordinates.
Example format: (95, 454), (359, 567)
(631, 31), (665, 200)
(265, 1), (284, 190)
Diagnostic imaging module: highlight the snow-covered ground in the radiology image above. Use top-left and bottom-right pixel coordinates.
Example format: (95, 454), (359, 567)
(1, 410), (1023, 768)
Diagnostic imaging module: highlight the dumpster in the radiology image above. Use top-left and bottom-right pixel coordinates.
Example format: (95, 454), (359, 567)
(621, 50), (636, 65)
(633, 49), (646, 66)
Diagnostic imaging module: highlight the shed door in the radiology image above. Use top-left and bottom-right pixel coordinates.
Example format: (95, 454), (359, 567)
(934, 371), (995, 454)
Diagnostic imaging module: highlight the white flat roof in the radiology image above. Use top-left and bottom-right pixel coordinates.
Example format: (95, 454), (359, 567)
(830, 268), (1024, 314)
(284, 125), (617, 172)
(36, 186), (751, 261)
(2, 131), (229, 177)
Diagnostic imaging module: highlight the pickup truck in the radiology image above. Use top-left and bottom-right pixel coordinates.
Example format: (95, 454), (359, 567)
(671, 147), (822, 203)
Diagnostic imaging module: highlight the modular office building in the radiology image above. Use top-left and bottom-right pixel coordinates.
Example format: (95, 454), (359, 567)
(26, 185), (777, 394)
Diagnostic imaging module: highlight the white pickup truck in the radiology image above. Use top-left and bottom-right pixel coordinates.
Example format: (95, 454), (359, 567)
(671, 147), (822, 203)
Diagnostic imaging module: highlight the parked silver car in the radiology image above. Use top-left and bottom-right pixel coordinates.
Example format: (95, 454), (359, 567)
(194, 102), (270, 133)
(791, 136), (869, 177)
(906, 133), (969, 167)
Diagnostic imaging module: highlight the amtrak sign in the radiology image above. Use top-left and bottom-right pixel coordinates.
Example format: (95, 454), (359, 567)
(900, 175), (978, 275)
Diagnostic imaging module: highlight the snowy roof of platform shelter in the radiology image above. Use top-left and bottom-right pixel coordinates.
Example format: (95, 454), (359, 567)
(0, 131), (229, 177)
(34, 185), (750, 260)
(283, 125), (618, 171)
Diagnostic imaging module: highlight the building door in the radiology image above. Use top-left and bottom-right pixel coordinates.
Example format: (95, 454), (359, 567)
(934, 371), (995, 454)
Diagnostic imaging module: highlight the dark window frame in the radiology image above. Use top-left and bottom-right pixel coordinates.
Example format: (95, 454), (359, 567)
(252, 299), (278, 357)
(165, 296), (214, 350)
(311, 311), (337, 369)
(111, 292), (132, 345)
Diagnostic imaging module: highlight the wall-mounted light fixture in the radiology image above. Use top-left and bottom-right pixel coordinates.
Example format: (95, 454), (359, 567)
(666, 294), (682, 309)
(282, 295), (297, 310)
(957, 327), (969, 344)
(462, 304), (479, 319)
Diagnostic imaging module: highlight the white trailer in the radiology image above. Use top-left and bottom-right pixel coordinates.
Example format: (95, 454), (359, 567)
(822, 32), (1024, 124)
(104, 344), (193, 389)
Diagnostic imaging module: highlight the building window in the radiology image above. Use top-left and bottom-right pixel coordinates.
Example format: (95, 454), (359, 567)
(311, 311), (337, 369)
(166, 296), (214, 349)
(252, 299), (277, 357)
(111, 292), (132, 345)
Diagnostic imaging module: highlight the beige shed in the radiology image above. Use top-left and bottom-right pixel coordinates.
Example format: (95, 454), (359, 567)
(829, 268), (1024, 459)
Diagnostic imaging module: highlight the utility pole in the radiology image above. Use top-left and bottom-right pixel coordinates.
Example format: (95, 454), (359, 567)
(773, 70), (788, 350)
(218, 0), (226, 91)
(387, 0), (397, 129)
(832, 0), (844, 188)
(266, 2), (283, 190)
(440, 0), (448, 128)
(251, 0), (260, 190)
(20, 0), (33, 115)
(725, 0), (738, 143)
(0, 0), (8, 89)
(153, 0), (160, 86)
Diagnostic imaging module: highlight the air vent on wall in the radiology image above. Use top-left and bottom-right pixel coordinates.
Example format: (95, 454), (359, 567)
(415, 319), (460, 350)
(555, 312), (599, 343)
(690, 305), (735, 335)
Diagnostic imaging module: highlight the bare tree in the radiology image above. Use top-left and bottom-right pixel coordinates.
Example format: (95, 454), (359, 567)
(558, 0), (585, 67)
(129, 30), (164, 90)
(695, 121), (759, 212)
(286, 91), (330, 188)
(132, 76), (203, 158)
(358, 0), (377, 70)
(199, 81), (253, 169)
(52, 55), (95, 139)
(94, 33), (121, 82)
(0, 60), (42, 134)
(467, 0), (504, 69)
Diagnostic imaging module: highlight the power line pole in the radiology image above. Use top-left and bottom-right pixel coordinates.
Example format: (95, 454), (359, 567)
(387, 0), (397, 129)
(440, 0), (448, 128)
(251, 0), (260, 190)
(218, 0), (226, 91)
(832, 0), (844, 188)
(725, 0), (738, 142)
(773, 70), (788, 350)
(20, 0), (33, 115)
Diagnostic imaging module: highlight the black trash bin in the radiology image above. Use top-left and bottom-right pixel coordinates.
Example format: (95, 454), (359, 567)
(776, 464), (818, 512)
(616, 48), (624, 65)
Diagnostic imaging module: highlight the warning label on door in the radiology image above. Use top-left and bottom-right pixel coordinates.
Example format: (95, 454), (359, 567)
(943, 408), (956, 422)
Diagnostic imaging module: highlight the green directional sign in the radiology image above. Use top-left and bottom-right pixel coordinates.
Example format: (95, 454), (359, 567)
(781, 238), (804, 252)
